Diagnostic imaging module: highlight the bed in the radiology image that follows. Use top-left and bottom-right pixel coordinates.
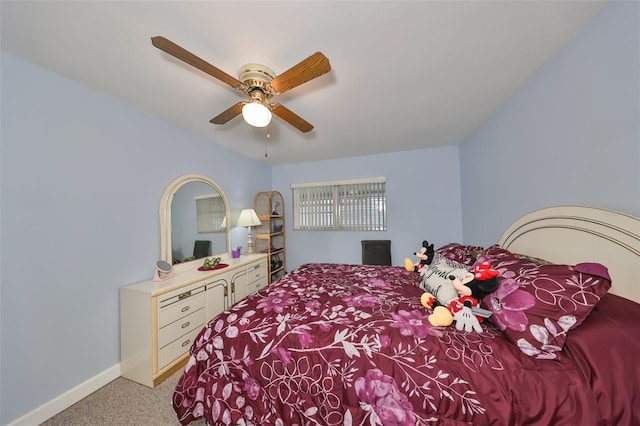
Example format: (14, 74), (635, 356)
(173, 206), (640, 425)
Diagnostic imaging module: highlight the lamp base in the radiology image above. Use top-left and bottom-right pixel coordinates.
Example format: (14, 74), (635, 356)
(247, 230), (255, 254)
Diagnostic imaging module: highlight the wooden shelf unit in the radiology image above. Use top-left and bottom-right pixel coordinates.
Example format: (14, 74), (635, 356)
(254, 191), (286, 283)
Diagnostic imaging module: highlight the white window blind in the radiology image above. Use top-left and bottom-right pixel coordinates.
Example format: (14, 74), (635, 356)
(195, 194), (225, 233)
(291, 177), (386, 231)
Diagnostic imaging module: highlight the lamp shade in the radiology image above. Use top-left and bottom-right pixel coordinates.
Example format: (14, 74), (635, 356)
(236, 209), (262, 227)
(242, 102), (272, 127)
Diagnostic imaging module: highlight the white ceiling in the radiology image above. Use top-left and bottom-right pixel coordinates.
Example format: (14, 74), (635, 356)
(1, 0), (610, 165)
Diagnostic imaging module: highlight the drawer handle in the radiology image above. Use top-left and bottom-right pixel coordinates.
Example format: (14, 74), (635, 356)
(181, 306), (190, 313)
(181, 321), (190, 329)
(178, 291), (192, 300)
(182, 339), (191, 347)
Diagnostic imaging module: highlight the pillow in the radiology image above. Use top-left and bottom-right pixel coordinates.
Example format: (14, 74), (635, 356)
(435, 243), (485, 266)
(420, 257), (470, 305)
(511, 252), (551, 265)
(477, 245), (611, 360)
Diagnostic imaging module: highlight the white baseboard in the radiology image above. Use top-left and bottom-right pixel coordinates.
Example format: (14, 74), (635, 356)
(7, 363), (121, 426)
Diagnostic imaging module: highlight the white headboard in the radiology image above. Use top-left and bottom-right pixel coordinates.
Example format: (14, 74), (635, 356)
(499, 206), (640, 304)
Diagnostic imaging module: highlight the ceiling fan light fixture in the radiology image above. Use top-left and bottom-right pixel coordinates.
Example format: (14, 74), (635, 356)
(242, 101), (272, 128)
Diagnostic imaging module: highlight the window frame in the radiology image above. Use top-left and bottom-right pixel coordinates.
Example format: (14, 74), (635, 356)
(291, 177), (387, 231)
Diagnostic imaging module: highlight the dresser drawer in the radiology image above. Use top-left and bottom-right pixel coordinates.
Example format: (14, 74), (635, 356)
(246, 260), (268, 295)
(247, 260), (267, 283)
(247, 277), (267, 294)
(158, 307), (205, 348)
(158, 327), (201, 370)
(158, 286), (205, 328)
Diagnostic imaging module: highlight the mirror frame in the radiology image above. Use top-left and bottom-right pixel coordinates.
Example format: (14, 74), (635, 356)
(159, 174), (231, 270)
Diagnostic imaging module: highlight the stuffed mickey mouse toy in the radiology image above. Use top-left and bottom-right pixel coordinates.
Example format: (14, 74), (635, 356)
(421, 260), (499, 333)
(404, 240), (435, 273)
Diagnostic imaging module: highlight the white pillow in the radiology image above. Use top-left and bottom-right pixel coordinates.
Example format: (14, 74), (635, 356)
(420, 258), (470, 305)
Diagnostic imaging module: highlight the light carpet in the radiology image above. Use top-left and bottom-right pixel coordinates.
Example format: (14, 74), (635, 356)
(40, 369), (207, 426)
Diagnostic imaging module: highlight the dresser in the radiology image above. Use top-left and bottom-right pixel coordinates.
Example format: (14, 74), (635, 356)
(120, 254), (267, 387)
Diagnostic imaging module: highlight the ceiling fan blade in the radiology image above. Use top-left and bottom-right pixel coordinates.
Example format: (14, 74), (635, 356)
(210, 102), (244, 125)
(269, 52), (331, 94)
(271, 103), (314, 133)
(151, 36), (244, 90)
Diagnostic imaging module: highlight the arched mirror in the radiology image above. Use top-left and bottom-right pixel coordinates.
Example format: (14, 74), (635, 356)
(159, 174), (231, 271)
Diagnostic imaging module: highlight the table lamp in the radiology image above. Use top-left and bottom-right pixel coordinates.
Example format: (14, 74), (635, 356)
(236, 209), (262, 254)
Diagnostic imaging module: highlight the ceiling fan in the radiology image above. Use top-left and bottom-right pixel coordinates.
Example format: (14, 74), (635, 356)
(151, 36), (331, 133)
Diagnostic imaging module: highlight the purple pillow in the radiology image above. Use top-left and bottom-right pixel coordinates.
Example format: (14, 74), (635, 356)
(435, 243), (485, 266)
(477, 245), (611, 360)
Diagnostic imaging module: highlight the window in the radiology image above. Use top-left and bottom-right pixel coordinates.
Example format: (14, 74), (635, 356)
(291, 177), (386, 231)
(195, 194), (225, 233)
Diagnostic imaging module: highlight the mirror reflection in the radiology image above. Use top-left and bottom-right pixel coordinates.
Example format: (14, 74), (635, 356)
(171, 181), (227, 263)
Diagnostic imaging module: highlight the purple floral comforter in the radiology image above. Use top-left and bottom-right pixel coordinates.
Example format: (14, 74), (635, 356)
(173, 263), (610, 425)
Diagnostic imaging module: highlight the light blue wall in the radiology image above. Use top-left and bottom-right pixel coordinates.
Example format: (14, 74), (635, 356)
(0, 51), (270, 424)
(459, 0), (640, 246)
(272, 145), (464, 270)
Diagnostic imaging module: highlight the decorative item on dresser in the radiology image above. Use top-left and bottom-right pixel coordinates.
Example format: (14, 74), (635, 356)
(254, 191), (286, 283)
(152, 260), (174, 282)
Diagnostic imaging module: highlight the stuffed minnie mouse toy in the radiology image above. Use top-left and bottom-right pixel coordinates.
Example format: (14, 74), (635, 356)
(421, 260), (499, 333)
